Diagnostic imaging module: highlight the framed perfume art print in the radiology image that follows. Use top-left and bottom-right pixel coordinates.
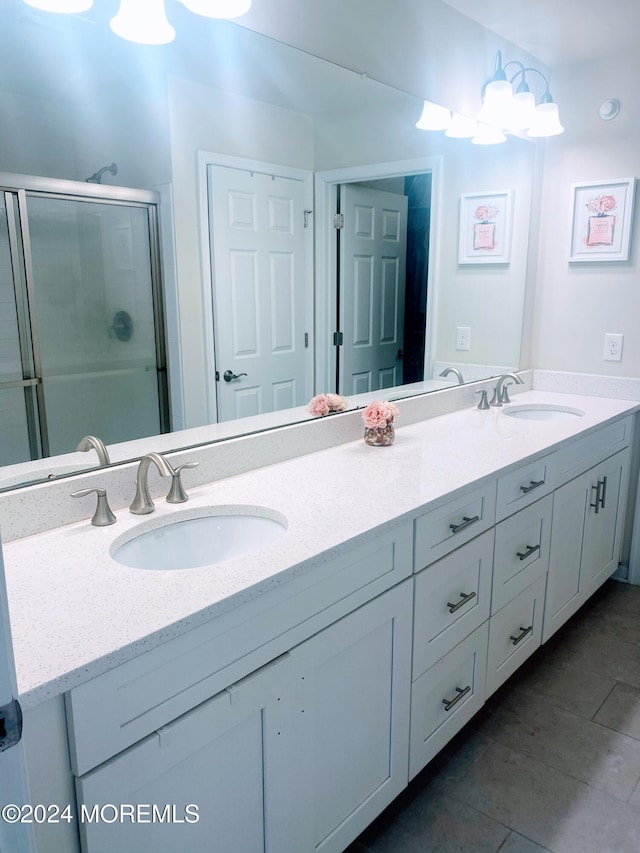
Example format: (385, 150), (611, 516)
(459, 189), (512, 264)
(569, 177), (636, 262)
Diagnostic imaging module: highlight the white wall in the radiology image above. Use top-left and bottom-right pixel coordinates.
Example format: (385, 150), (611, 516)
(532, 53), (640, 379)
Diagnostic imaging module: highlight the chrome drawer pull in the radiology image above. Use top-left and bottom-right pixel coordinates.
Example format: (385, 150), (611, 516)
(590, 477), (607, 514)
(447, 591), (477, 613)
(520, 479), (544, 494)
(442, 685), (471, 712)
(449, 515), (480, 534)
(516, 544), (540, 561)
(510, 625), (533, 646)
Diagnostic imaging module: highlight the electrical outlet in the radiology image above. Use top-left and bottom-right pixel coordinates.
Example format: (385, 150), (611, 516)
(456, 326), (471, 351)
(604, 333), (624, 361)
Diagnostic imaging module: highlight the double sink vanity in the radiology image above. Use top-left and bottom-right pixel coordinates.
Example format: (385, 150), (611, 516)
(1, 377), (639, 853)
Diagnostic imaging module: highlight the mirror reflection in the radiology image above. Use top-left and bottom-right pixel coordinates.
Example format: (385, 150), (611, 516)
(0, 3), (535, 490)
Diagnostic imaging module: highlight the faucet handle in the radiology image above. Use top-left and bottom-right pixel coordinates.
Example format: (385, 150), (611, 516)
(166, 462), (199, 504)
(72, 487), (116, 526)
(475, 390), (490, 410)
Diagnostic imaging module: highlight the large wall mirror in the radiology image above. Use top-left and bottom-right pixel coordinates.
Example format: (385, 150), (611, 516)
(0, 2), (536, 490)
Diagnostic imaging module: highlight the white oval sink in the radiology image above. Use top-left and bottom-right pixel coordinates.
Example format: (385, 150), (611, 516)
(111, 507), (287, 570)
(503, 404), (585, 421)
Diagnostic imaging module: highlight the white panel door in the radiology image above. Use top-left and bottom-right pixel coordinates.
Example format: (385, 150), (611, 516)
(0, 542), (35, 853)
(208, 164), (310, 422)
(339, 185), (408, 396)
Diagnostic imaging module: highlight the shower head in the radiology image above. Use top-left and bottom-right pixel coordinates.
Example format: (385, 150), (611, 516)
(85, 163), (118, 184)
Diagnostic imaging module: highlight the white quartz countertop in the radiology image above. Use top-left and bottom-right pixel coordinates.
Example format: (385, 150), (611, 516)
(4, 390), (639, 708)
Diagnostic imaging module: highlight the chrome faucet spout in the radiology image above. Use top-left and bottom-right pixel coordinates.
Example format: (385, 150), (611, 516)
(439, 367), (465, 385)
(491, 372), (524, 406)
(76, 435), (111, 466)
(130, 452), (175, 514)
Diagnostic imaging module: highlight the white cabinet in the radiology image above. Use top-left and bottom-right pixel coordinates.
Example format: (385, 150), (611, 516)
(73, 581), (413, 853)
(292, 581), (412, 853)
(76, 654), (302, 853)
(543, 448), (630, 642)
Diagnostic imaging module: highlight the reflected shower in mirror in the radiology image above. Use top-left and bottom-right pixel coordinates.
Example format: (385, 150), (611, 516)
(0, 3), (536, 490)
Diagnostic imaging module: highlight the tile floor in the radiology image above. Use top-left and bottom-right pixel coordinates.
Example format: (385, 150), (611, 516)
(347, 579), (640, 853)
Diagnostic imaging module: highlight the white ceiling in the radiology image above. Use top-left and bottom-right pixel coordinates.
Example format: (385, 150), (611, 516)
(441, 0), (640, 67)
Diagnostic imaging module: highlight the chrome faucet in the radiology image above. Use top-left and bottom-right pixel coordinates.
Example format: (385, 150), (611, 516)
(490, 372), (524, 406)
(439, 367), (465, 385)
(76, 435), (111, 466)
(130, 452), (175, 514)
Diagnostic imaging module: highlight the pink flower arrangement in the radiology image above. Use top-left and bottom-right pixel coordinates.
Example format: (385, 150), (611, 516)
(307, 393), (348, 416)
(362, 400), (400, 429)
(586, 194), (617, 215)
(475, 205), (498, 223)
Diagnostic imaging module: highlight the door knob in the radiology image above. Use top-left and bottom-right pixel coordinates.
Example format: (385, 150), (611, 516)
(396, 349), (404, 360)
(223, 370), (248, 383)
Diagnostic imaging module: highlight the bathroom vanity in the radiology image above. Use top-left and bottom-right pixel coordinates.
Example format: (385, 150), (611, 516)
(2, 388), (638, 853)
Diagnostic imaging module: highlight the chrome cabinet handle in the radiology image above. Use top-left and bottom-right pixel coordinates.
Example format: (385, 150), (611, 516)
(520, 479), (544, 494)
(510, 625), (533, 646)
(447, 591), (477, 613)
(516, 544), (540, 561)
(590, 476), (607, 514)
(223, 370), (248, 383)
(449, 515), (480, 534)
(442, 685), (471, 712)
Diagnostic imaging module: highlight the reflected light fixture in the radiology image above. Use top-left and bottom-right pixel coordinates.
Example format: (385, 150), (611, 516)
(445, 112), (478, 139)
(472, 123), (507, 145)
(180, 0), (252, 18)
(110, 0), (175, 44)
(21, 0), (92, 11)
(21, 0), (252, 44)
(415, 100), (451, 131)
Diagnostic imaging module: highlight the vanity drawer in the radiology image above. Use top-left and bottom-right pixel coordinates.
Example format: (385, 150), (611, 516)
(492, 495), (552, 614)
(409, 621), (488, 780)
(554, 416), (633, 486)
(485, 573), (546, 698)
(414, 480), (496, 569)
(496, 454), (556, 521)
(66, 522), (413, 776)
(413, 529), (493, 679)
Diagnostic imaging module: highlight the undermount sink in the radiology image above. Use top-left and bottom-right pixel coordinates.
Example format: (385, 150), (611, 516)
(111, 507), (287, 570)
(503, 403), (585, 422)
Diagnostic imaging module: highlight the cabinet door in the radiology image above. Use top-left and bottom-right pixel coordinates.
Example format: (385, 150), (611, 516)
(76, 654), (300, 853)
(543, 449), (630, 643)
(292, 581), (412, 853)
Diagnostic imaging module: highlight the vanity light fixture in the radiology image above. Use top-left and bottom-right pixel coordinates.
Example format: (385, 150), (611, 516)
(21, 0), (252, 45)
(416, 50), (563, 144)
(480, 50), (564, 138)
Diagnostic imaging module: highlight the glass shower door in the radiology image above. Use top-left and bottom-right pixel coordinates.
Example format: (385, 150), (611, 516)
(0, 192), (39, 466)
(24, 194), (167, 456)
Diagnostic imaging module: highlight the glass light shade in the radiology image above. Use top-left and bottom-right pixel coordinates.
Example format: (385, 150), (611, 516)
(415, 100), (451, 131)
(21, 0), (92, 11)
(508, 90), (537, 131)
(478, 79), (513, 127)
(180, 0), (251, 17)
(445, 113), (478, 139)
(110, 0), (175, 44)
(472, 123), (507, 145)
(527, 102), (565, 137)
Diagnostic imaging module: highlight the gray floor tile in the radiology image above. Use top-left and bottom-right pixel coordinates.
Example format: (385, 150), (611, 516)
(595, 682), (640, 740)
(512, 657), (616, 720)
(475, 690), (640, 800)
(564, 629), (640, 689)
(359, 792), (509, 853)
(499, 832), (552, 853)
(452, 741), (640, 853)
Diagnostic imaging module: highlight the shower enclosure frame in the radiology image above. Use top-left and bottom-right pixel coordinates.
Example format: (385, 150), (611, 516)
(0, 173), (170, 460)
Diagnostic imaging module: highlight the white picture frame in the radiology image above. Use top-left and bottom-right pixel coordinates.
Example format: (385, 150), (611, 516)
(568, 177), (636, 262)
(458, 189), (513, 264)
